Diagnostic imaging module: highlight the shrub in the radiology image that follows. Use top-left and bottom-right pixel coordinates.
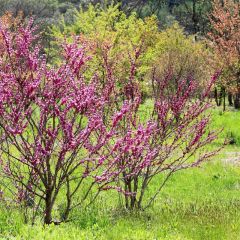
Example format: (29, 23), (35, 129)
(0, 19), (127, 225)
(97, 51), (221, 209)
(0, 18), (220, 225)
(152, 23), (214, 96)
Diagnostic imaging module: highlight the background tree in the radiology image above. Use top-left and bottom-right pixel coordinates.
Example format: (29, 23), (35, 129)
(49, 4), (213, 100)
(208, 0), (240, 109)
(112, 0), (213, 34)
(169, 0), (212, 35)
(49, 4), (160, 98)
(0, 0), (59, 23)
(151, 22), (214, 95)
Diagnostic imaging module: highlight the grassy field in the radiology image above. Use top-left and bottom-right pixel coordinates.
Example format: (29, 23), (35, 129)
(0, 106), (240, 240)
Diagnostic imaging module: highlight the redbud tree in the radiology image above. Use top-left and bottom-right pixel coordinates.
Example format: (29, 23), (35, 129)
(0, 20), (127, 224)
(0, 19), (220, 224)
(93, 45), (221, 210)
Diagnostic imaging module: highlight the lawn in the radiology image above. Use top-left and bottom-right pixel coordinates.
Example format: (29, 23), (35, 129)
(0, 106), (240, 240)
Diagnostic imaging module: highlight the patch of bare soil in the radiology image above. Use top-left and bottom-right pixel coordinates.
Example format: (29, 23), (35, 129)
(223, 152), (240, 165)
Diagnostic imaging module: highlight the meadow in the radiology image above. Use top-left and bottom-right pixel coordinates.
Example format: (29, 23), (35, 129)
(0, 106), (239, 240)
(0, 1), (239, 239)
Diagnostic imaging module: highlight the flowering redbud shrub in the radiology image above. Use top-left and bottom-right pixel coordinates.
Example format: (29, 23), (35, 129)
(0, 19), (221, 224)
(94, 47), (221, 210)
(0, 20), (126, 224)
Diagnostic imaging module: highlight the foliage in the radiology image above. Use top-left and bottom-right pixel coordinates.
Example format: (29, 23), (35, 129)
(152, 22), (214, 94)
(208, 0), (240, 108)
(0, 11), (22, 29)
(49, 5), (212, 98)
(0, 12), (23, 52)
(49, 4), (160, 98)
(170, 0), (212, 34)
(0, 0), (59, 24)
(112, 0), (213, 35)
(0, 0), (218, 37)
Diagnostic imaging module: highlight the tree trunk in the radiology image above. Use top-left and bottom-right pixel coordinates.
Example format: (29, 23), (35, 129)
(130, 178), (138, 209)
(123, 179), (139, 210)
(228, 93), (233, 106)
(44, 191), (53, 224)
(222, 87), (226, 111)
(219, 87), (225, 107)
(235, 72), (240, 109)
(192, 0), (198, 34)
(234, 93), (240, 109)
(214, 87), (221, 106)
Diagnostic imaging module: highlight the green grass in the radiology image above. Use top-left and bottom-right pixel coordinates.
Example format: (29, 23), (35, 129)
(1, 106), (240, 240)
(211, 106), (240, 146)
